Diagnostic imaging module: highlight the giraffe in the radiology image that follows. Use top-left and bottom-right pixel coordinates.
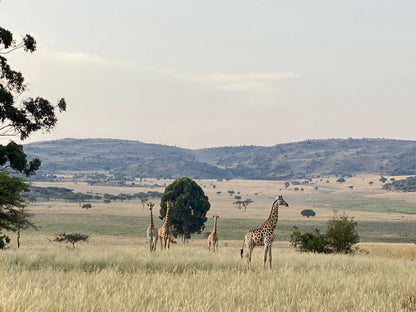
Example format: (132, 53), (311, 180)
(207, 215), (219, 252)
(240, 195), (289, 270)
(146, 202), (158, 252)
(158, 201), (172, 249)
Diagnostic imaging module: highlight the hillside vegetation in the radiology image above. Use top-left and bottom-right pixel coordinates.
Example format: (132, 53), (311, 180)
(24, 138), (416, 180)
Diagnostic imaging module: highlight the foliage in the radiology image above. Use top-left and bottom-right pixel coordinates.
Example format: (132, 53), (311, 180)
(53, 232), (89, 248)
(24, 186), (162, 203)
(383, 176), (416, 192)
(289, 226), (329, 253)
(0, 172), (35, 248)
(326, 214), (360, 253)
(160, 177), (210, 241)
(0, 24), (66, 245)
(290, 214), (360, 253)
(0, 232), (10, 249)
(301, 209), (316, 218)
(0, 26), (66, 176)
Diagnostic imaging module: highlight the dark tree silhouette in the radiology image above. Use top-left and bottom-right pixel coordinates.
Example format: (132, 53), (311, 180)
(160, 177), (210, 243)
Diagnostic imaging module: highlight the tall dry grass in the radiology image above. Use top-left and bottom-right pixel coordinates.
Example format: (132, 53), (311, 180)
(1, 237), (416, 311)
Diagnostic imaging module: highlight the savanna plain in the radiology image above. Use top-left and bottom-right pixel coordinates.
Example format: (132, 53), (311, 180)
(1, 175), (416, 311)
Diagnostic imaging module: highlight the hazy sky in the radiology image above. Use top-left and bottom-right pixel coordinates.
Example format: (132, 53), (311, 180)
(1, 1), (415, 149)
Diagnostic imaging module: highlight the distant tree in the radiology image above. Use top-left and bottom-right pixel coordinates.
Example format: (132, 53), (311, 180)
(53, 232), (89, 249)
(81, 204), (92, 209)
(379, 176), (387, 183)
(336, 177), (346, 183)
(301, 209), (316, 218)
(369, 181), (374, 186)
(284, 182), (290, 188)
(227, 190), (235, 197)
(241, 198), (253, 212)
(216, 191), (221, 196)
(160, 177), (210, 243)
(348, 185), (354, 190)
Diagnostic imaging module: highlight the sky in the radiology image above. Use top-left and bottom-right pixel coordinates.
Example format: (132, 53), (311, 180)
(1, 0), (415, 149)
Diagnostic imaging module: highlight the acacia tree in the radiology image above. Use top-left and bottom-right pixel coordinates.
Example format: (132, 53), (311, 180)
(0, 25), (66, 247)
(160, 177), (210, 243)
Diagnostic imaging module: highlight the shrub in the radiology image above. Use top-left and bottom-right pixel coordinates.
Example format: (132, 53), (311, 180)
(0, 234), (11, 249)
(326, 214), (360, 253)
(290, 227), (329, 253)
(290, 214), (360, 254)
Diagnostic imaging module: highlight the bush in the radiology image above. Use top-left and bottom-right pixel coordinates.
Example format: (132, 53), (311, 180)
(0, 234), (11, 249)
(326, 214), (359, 253)
(290, 227), (329, 253)
(290, 214), (360, 254)
(301, 209), (316, 218)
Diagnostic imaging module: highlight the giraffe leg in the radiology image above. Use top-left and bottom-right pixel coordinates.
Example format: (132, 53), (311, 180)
(167, 237), (170, 249)
(208, 240), (211, 252)
(263, 246), (269, 269)
(268, 247), (272, 269)
(247, 246), (253, 270)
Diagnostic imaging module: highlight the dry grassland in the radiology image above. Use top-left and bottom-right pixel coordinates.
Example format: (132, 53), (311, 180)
(1, 236), (416, 312)
(2, 175), (416, 311)
(32, 174), (416, 222)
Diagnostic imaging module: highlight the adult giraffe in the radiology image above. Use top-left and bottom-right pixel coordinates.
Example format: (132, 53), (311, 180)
(207, 215), (219, 252)
(146, 202), (158, 252)
(241, 195), (289, 270)
(158, 201), (172, 249)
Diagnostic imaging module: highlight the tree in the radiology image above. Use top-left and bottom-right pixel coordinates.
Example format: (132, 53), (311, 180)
(326, 214), (360, 253)
(301, 209), (316, 218)
(0, 25), (66, 245)
(0, 172), (35, 248)
(159, 177), (210, 243)
(53, 232), (89, 249)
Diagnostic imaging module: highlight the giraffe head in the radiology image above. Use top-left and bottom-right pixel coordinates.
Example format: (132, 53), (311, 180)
(213, 215), (219, 220)
(147, 201), (155, 211)
(276, 195), (289, 207)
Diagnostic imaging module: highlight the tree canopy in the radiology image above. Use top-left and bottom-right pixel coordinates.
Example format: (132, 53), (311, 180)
(0, 24), (67, 248)
(160, 177), (210, 242)
(0, 25), (66, 176)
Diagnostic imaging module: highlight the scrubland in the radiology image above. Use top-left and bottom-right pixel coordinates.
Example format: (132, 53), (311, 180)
(1, 237), (416, 312)
(1, 174), (416, 311)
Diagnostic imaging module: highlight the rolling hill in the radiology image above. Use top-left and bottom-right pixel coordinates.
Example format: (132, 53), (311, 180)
(24, 138), (416, 180)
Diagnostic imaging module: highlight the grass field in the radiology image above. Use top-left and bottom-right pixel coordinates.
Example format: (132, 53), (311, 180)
(1, 174), (416, 311)
(1, 237), (416, 311)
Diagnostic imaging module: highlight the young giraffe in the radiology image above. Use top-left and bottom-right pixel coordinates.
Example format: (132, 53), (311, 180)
(207, 215), (219, 252)
(146, 202), (158, 252)
(158, 201), (172, 249)
(240, 195), (289, 270)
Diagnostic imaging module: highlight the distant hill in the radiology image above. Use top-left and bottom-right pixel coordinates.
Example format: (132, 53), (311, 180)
(24, 138), (416, 180)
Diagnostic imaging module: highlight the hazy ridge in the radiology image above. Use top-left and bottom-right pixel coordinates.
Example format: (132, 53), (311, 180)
(24, 138), (416, 180)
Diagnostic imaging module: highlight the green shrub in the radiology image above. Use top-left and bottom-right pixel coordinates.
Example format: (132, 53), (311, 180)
(290, 214), (360, 254)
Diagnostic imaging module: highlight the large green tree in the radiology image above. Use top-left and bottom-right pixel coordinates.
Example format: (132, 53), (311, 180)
(0, 25), (66, 247)
(160, 177), (210, 243)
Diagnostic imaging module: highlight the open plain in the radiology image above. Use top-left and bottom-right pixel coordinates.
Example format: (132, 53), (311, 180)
(1, 174), (416, 311)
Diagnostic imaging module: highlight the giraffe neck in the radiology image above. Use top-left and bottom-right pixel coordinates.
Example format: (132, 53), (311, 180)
(163, 203), (171, 229)
(149, 209), (154, 229)
(262, 199), (279, 230)
(212, 218), (217, 234)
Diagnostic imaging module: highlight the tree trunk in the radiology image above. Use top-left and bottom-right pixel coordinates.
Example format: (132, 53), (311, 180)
(17, 230), (21, 248)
